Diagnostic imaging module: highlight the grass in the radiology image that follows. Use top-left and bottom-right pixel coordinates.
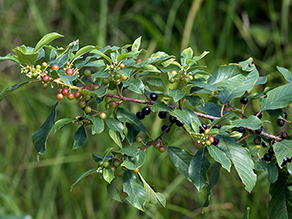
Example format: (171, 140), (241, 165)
(1, 0), (292, 218)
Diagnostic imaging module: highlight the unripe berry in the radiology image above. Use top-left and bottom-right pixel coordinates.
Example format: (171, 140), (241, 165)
(135, 136), (143, 143)
(113, 160), (121, 168)
(42, 83), (49, 89)
(91, 84), (100, 90)
(132, 168), (139, 173)
(84, 106), (92, 114)
(103, 161), (110, 168)
(158, 146), (166, 152)
(56, 93), (64, 100)
(109, 100), (117, 108)
(51, 64), (59, 71)
(136, 58), (143, 63)
(75, 91), (82, 100)
(84, 69), (91, 76)
(121, 74), (127, 81)
(83, 94), (91, 101)
(116, 169), (124, 178)
(42, 62), (48, 68)
(78, 100), (86, 108)
(99, 112), (107, 119)
(154, 142), (161, 149)
(104, 96), (111, 103)
(171, 70), (177, 75)
(119, 62), (126, 69)
(183, 77), (191, 83)
(103, 77), (110, 84)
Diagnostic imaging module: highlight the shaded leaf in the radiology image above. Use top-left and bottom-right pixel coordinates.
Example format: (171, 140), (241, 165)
(52, 118), (75, 133)
(241, 207), (250, 219)
(185, 95), (204, 106)
(277, 66), (292, 83)
(232, 115), (262, 130)
(73, 125), (87, 150)
(34, 32), (64, 52)
(123, 79), (144, 94)
(207, 145), (231, 172)
(146, 78), (165, 87)
(116, 108), (147, 132)
(85, 115), (104, 135)
(105, 118), (125, 139)
(107, 183), (122, 202)
(0, 81), (30, 103)
(115, 146), (139, 157)
(273, 140), (292, 167)
(109, 130), (122, 148)
(168, 88), (186, 102)
(122, 150), (145, 170)
(32, 102), (58, 155)
(150, 102), (170, 112)
(267, 163), (279, 183)
(59, 74), (78, 85)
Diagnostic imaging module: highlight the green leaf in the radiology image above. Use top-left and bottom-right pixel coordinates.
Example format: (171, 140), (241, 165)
(128, 64), (160, 73)
(168, 146), (193, 181)
(287, 163), (292, 176)
(132, 36), (142, 51)
(116, 108), (147, 132)
(52, 118), (75, 133)
(277, 66), (292, 83)
(126, 123), (140, 144)
(273, 140), (292, 167)
(107, 183), (122, 202)
(91, 85), (108, 97)
(115, 146), (139, 157)
(260, 83), (292, 111)
(206, 64), (250, 91)
(74, 45), (96, 60)
(0, 53), (21, 64)
(168, 88), (186, 102)
(123, 79), (144, 94)
(34, 32), (64, 52)
(103, 168), (115, 184)
(59, 74), (78, 85)
(207, 145), (231, 172)
(12, 45), (39, 66)
(267, 163), (279, 183)
(122, 150), (145, 170)
(85, 115), (104, 135)
(231, 115), (263, 130)
(217, 136), (257, 192)
(203, 162), (221, 207)
(268, 170), (292, 219)
(150, 102), (170, 112)
(241, 207), (250, 219)
(138, 173), (166, 207)
(181, 47), (193, 66)
(185, 95), (204, 106)
(0, 81), (30, 103)
(32, 102), (58, 155)
(73, 125), (87, 150)
(109, 130), (122, 148)
(146, 78), (166, 87)
(123, 170), (147, 211)
(117, 51), (139, 62)
(105, 118), (125, 139)
(171, 108), (201, 133)
(188, 147), (211, 192)
(70, 169), (96, 192)
(91, 49), (112, 63)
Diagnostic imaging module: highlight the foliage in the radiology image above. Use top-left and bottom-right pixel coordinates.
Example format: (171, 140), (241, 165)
(2, 32), (292, 218)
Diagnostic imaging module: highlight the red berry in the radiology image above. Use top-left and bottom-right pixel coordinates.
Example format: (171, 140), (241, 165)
(42, 75), (50, 83)
(66, 68), (74, 75)
(119, 63), (126, 69)
(109, 100), (117, 108)
(136, 58), (143, 63)
(67, 93), (75, 100)
(52, 64), (59, 71)
(56, 93), (64, 100)
(154, 142), (161, 149)
(121, 74), (127, 81)
(131, 168), (139, 173)
(99, 112), (107, 119)
(91, 84), (100, 90)
(62, 88), (69, 96)
(75, 91), (82, 99)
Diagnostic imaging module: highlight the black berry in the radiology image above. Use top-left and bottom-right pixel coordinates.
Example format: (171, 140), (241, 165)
(255, 126), (262, 134)
(240, 97), (248, 104)
(212, 138), (219, 146)
(281, 132), (288, 139)
(262, 142), (267, 148)
(238, 127), (245, 133)
(158, 111), (167, 119)
(264, 153), (272, 161)
(136, 111), (145, 120)
(200, 123), (207, 133)
(213, 124), (221, 129)
(254, 112), (262, 119)
(283, 157), (290, 164)
(268, 147), (274, 155)
(150, 93), (158, 101)
(161, 124), (170, 132)
(283, 111), (288, 119)
(277, 119), (285, 127)
(169, 116), (177, 123)
(142, 106), (151, 115)
(176, 120), (184, 127)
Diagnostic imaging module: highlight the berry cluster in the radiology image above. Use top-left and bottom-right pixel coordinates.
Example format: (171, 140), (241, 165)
(158, 111), (184, 133)
(168, 69), (194, 84)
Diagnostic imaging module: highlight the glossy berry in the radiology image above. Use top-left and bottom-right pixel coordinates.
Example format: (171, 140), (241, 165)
(213, 124), (221, 129)
(75, 91), (82, 100)
(283, 111), (288, 119)
(158, 146), (166, 152)
(277, 119), (285, 127)
(154, 142), (161, 149)
(212, 138), (219, 146)
(51, 64), (59, 71)
(56, 93), (64, 100)
(113, 160), (121, 168)
(62, 88), (69, 96)
(103, 77), (110, 84)
(42, 75), (50, 83)
(42, 62), (48, 68)
(119, 62), (126, 69)
(264, 153), (272, 161)
(208, 136), (215, 143)
(99, 112), (107, 119)
(240, 97), (248, 104)
(78, 100), (86, 108)
(200, 123), (207, 133)
(83, 94), (91, 101)
(66, 68), (74, 75)
(281, 132), (288, 139)
(255, 126), (262, 134)
(136, 58), (143, 63)
(142, 106), (151, 115)
(109, 100), (117, 108)
(67, 93), (75, 100)
(91, 84), (100, 90)
(283, 157), (290, 164)
(161, 124), (170, 133)
(254, 112), (262, 119)
(42, 83), (49, 89)
(84, 69), (91, 76)
(158, 111), (167, 119)
(103, 161), (110, 168)
(262, 142), (267, 148)
(169, 116), (177, 123)
(150, 93), (158, 101)
(176, 120), (184, 127)
(132, 168), (139, 173)
(135, 136), (143, 143)
(84, 106), (92, 114)
(183, 77), (191, 83)
(171, 70), (177, 75)
(121, 74), (127, 81)
(136, 111), (145, 120)
(268, 147), (274, 155)
(238, 127), (245, 133)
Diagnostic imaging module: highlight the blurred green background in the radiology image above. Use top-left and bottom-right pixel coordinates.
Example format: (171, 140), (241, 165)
(1, 0), (291, 218)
